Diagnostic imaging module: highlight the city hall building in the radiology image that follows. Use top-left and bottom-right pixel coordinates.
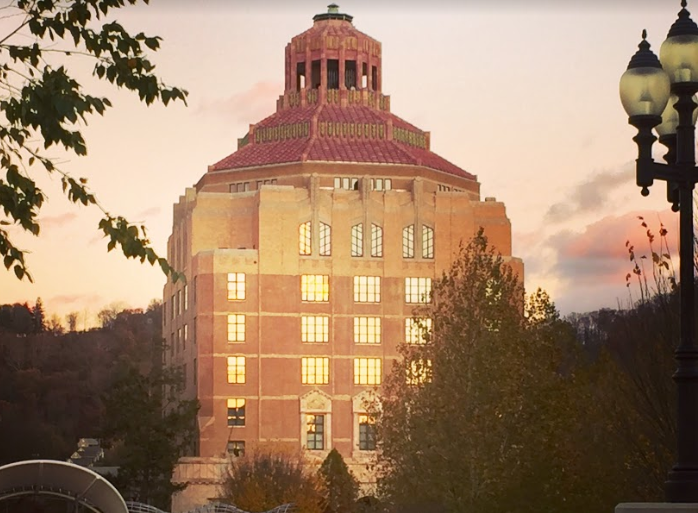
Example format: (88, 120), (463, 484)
(163, 5), (522, 511)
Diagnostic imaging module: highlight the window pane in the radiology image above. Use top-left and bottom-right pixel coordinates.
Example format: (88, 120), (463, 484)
(299, 221), (312, 255)
(227, 314), (246, 342)
(354, 358), (382, 385)
(422, 225), (434, 259)
(227, 356), (246, 384)
(302, 357), (330, 384)
(307, 414), (325, 450)
(354, 317), (381, 344)
(319, 222), (331, 256)
(302, 316), (329, 343)
(227, 398), (246, 427)
(228, 273), (246, 301)
(405, 277), (432, 304)
(371, 224), (383, 257)
(402, 225), (415, 258)
(354, 276), (381, 303)
(405, 317), (432, 344)
(301, 275), (329, 302)
(407, 358), (432, 385)
(227, 441), (245, 456)
(351, 224), (363, 257)
(359, 414), (376, 450)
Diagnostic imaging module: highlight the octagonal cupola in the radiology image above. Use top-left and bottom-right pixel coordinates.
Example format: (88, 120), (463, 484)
(281, 4), (384, 109)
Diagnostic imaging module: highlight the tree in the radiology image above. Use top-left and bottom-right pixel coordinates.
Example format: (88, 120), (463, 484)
(31, 297), (45, 333)
(65, 311), (78, 332)
(101, 364), (199, 509)
(376, 230), (616, 513)
(318, 448), (358, 513)
(220, 444), (323, 513)
(0, 0), (187, 282)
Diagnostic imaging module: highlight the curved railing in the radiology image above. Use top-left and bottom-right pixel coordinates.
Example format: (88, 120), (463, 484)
(126, 501), (296, 513)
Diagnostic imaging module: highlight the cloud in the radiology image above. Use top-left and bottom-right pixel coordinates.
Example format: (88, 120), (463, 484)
(197, 81), (283, 125)
(49, 293), (104, 307)
(135, 206), (161, 220)
(545, 164), (634, 223)
(37, 212), (78, 232)
(548, 209), (677, 287)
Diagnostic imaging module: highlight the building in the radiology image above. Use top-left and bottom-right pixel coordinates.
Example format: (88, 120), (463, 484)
(163, 4), (523, 511)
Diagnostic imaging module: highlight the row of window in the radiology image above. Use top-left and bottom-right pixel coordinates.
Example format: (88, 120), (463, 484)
(170, 284), (189, 321)
(298, 221), (434, 259)
(226, 413), (375, 455)
(333, 177), (392, 191)
(228, 273), (432, 304)
(230, 179), (277, 193)
(226, 356), (383, 386)
(228, 314), (431, 345)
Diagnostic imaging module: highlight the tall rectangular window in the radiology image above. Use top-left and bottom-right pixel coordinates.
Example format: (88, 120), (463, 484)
(178, 290), (183, 315)
(359, 414), (376, 450)
(227, 398), (246, 427)
(302, 357), (330, 385)
(407, 359), (432, 385)
(302, 275), (329, 302)
(319, 222), (332, 256)
(351, 224), (363, 257)
(307, 414), (325, 450)
(402, 225), (415, 258)
(302, 316), (329, 343)
(405, 277), (432, 304)
(177, 328), (182, 353)
(183, 284), (188, 311)
(171, 294), (176, 319)
(405, 317), (432, 344)
(227, 356), (246, 384)
(354, 317), (381, 344)
(354, 358), (382, 385)
(228, 273), (246, 301)
(227, 314), (245, 342)
(299, 221), (312, 255)
(371, 224), (383, 257)
(422, 225), (434, 259)
(354, 276), (381, 303)
(183, 324), (188, 350)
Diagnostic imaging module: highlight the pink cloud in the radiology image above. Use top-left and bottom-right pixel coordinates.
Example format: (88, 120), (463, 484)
(135, 206), (161, 220)
(551, 209), (678, 285)
(197, 80), (283, 125)
(37, 212), (78, 232)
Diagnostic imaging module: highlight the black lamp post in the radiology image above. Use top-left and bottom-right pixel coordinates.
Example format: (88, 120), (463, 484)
(620, 0), (698, 503)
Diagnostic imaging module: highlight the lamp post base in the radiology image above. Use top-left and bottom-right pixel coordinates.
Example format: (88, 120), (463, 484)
(616, 505), (698, 513)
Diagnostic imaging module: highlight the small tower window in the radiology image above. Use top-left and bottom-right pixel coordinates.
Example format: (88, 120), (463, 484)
(312, 60), (321, 89)
(345, 60), (357, 89)
(328, 59), (339, 89)
(362, 63), (368, 89)
(371, 65), (378, 91)
(296, 62), (306, 90)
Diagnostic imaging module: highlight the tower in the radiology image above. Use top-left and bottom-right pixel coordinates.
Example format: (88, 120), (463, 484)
(164, 5), (523, 511)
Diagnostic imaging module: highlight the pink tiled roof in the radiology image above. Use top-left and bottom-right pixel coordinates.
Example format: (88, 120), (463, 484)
(210, 103), (474, 180)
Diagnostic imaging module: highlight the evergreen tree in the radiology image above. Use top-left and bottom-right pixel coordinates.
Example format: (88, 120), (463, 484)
(32, 297), (45, 333)
(318, 448), (358, 513)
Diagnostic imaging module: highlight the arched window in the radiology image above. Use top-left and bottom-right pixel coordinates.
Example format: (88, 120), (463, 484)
(402, 225), (415, 258)
(351, 224), (363, 257)
(319, 222), (331, 256)
(371, 224), (383, 257)
(299, 221), (312, 255)
(422, 225), (434, 259)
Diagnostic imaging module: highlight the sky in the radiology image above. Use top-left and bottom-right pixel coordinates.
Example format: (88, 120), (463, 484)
(0, 0), (690, 325)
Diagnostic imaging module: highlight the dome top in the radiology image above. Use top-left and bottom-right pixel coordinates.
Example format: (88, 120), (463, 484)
(313, 3), (354, 23)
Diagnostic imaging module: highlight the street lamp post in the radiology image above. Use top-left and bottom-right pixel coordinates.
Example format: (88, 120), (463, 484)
(620, 0), (698, 503)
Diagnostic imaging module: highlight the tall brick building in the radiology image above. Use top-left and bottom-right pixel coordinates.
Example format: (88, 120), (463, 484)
(163, 5), (522, 511)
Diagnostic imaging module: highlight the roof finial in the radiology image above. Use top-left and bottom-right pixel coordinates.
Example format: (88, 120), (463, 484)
(328, 3), (339, 13)
(642, 28), (647, 39)
(682, 0), (688, 8)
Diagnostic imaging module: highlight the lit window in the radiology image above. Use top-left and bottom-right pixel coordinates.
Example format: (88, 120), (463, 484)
(403, 225), (415, 258)
(302, 357), (330, 384)
(405, 317), (432, 344)
(184, 284), (188, 311)
(302, 275), (329, 302)
(228, 273), (246, 301)
(354, 276), (381, 303)
(183, 324), (188, 349)
(422, 225), (434, 259)
(335, 177), (359, 190)
(407, 359), (432, 385)
(227, 441), (245, 457)
(171, 294), (176, 319)
(302, 316), (329, 343)
(371, 224), (383, 257)
(359, 414), (376, 450)
(227, 356), (246, 384)
(177, 328), (182, 352)
(227, 314), (245, 342)
(354, 317), (381, 344)
(307, 414), (325, 450)
(178, 290), (183, 315)
(351, 224), (363, 257)
(354, 358), (382, 385)
(227, 398), (246, 427)
(319, 222), (331, 256)
(405, 277), (432, 304)
(299, 221), (312, 255)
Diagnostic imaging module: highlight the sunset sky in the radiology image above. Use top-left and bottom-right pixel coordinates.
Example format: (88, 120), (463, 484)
(0, 0), (687, 325)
